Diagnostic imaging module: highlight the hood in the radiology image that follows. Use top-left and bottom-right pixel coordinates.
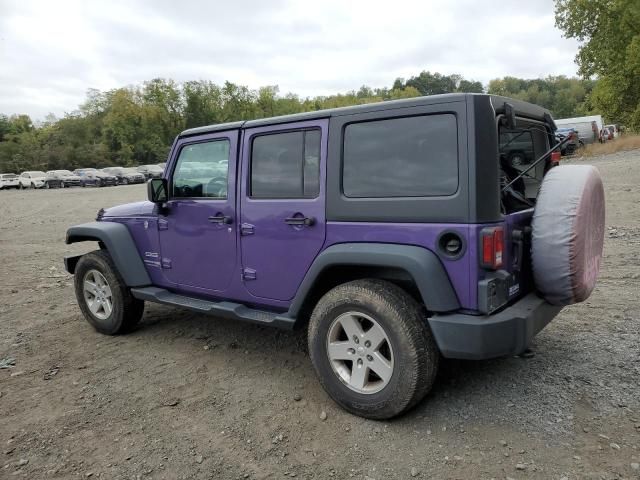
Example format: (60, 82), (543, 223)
(101, 201), (156, 218)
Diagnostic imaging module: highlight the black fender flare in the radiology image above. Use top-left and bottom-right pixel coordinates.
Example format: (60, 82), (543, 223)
(287, 243), (460, 317)
(65, 221), (151, 287)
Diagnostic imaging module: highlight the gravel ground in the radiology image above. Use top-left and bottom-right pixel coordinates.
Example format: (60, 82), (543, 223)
(1, 151), (639, 480)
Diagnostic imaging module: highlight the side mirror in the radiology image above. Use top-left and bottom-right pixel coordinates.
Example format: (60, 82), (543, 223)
(147, 178), (168, 204)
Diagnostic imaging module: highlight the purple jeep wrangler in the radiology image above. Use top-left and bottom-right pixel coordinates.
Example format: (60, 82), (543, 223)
(64, 94), (605, 419)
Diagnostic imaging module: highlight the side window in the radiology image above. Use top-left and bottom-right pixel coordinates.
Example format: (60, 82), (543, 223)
(172, 139), (230, 199)
(342, 114), (458, 198)
(250, 129), (320, 198)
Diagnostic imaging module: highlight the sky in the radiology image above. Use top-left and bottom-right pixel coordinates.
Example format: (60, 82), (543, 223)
(0, 0), (581, 120)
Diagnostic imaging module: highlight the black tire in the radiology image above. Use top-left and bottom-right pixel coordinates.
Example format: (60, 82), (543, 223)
(73, 249), (144, 335)
(508, 151), (526, 166)
(30, 182), (35, 189)
(308, 279), (439, 419)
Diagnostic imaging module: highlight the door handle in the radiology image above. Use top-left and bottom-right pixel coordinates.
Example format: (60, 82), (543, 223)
(285, 216), (315, 226)
(208, 214), (233, 225)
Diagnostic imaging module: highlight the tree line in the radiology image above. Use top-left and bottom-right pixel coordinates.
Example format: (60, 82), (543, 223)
(0, 72), (599, 173)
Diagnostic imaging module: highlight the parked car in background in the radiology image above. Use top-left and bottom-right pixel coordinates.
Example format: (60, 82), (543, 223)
(157, 162), (166, 171)
(102, 167), (146, 185)
(46, 170), (82, 187)
(137, 164), (164, 179)
(555, 115), (604, 145)
(555, 127), (581, 155)
(19, 171), (62, 189)
(603, 124), (617, 140)
(73, 168), (118, 187)
(604, 124), (620, 138)
(0, 173), (20, 189)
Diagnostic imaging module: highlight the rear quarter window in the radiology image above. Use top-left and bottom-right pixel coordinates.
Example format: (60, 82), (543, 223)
(342, 114), (458, 198)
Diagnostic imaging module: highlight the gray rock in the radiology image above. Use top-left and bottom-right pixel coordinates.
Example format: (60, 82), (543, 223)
(319, 411), (327, 421)
(293, 393), (302, 402)
(195, 455), (203, 464)
(17, 459), (28, 466)
(630, 463), (639, 471)
(515, 463), (526, 471)
(411, 467), (419, 477)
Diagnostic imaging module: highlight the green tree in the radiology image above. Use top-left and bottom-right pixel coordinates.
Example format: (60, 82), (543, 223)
(555, 0), (640, 128)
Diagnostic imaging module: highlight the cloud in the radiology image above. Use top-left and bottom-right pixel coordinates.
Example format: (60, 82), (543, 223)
(0, 0), (580, 119)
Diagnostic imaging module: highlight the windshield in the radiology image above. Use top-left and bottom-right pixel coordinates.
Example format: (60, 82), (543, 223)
(55, 170), (73, 176)
(28, 171), (46, 178)
(2, 174), (18, 178)
(123, 168), (139, 174)
(146, 165), (163, 172)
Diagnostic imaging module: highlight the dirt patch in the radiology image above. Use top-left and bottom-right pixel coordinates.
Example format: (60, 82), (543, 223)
(1, 154), (640, 479)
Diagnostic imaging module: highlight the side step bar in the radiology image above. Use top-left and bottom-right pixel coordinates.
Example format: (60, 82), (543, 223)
(130, 287), (296, 330)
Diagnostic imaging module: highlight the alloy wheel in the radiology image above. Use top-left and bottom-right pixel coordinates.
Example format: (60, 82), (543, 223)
(82, 269), (114, 320)
(326, 311), (394, 394)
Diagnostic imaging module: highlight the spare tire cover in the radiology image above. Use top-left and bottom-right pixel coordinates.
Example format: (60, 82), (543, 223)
(531, 165), (605, 305)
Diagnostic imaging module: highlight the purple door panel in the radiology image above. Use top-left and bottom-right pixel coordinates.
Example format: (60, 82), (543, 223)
(158, 130), (239, 294)
(239, 120), (328, 301)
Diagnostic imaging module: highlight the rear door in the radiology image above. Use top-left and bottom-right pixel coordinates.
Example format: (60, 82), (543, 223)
(239, 120), (328, 301)
(499, 118), (551, 296)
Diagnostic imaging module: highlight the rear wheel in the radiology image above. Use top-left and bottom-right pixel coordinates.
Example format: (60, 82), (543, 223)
(74, 250), (144, 335)
(308, 279), (439, 419)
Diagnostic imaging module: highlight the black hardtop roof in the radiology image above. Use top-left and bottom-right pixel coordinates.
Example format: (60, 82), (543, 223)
(178, 93), (551, 138)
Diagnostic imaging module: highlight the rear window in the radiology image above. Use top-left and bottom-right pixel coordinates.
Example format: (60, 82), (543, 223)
(499, 119), (550, 202)
(342, 114), (458, 198)
(2, 174), (17, 178)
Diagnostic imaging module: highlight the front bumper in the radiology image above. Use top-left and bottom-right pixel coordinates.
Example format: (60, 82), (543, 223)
(428, 293), (562, 360)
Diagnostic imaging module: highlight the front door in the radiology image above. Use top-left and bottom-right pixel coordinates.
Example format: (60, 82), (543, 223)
(240, 120), (328, 301)
(158, 131), (238, 294)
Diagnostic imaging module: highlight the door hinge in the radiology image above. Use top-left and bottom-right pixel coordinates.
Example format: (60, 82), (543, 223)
(242, 268), (256, 281)
(161, 258), (172, 269)
(240, 223), (255, 236)
(158, 219), (169, 231)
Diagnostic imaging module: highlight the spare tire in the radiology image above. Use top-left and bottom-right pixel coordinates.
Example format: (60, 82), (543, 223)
(531, 165), (605, 306)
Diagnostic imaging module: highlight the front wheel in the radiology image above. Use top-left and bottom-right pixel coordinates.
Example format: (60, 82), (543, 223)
(74, 250), (144, 335)
(308, 279), (439, 419)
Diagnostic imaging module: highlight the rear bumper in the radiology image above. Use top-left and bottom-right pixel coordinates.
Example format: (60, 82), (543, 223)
(428, 293), (562, 360)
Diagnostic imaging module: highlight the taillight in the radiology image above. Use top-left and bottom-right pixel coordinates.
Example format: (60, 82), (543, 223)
(480, 227), (504, 270)
(551, 151), (561, 164)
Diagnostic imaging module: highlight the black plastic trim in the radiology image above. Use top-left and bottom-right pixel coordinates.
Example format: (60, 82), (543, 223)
(428, 293), (562, 360)
(131, 287), (295, 330)
(287, 242), (460, 317)
(65, 221), (151, 287)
